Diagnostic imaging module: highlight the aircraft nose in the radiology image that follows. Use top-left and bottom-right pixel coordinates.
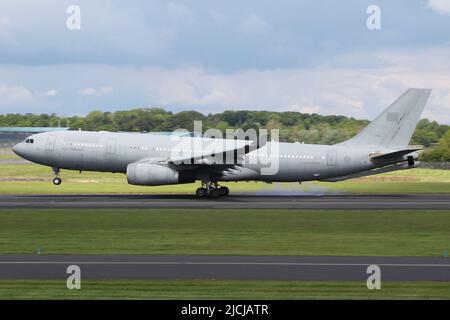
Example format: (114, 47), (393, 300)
(12, 142), (25, 157)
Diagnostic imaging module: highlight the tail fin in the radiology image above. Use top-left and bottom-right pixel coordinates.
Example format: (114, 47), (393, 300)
(338, 88), (431, 149)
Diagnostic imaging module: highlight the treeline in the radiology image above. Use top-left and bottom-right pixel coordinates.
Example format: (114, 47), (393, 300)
(0, 108), (371, 145)
(420, 129), (450, 162)
(0, 108), (449, 160)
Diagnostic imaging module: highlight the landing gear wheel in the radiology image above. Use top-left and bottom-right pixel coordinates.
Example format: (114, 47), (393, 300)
(219, 186), (229, 196)
(53, 177), (62, 185)
(196, 187), (207, 198)
(209, 188), (220, 198)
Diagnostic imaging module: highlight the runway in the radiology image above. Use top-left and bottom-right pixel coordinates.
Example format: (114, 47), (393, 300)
(0, 255), (448, 281)
(0, 194), (449, 209)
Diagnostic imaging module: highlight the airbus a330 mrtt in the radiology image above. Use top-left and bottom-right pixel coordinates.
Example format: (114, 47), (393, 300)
(13, 88), (431, 198)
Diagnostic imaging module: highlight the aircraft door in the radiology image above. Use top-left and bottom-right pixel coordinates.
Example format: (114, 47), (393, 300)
(106, 138), (117, 154)
(45, 135), (56, 151)
(327, 149), (337, 166)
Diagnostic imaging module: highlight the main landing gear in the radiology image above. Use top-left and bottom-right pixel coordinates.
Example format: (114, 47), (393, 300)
(52, 167), (62, 185)
(195, 182), (229, 198)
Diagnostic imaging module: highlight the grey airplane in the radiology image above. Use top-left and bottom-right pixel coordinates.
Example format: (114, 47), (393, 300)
(13, 88), (431, 198)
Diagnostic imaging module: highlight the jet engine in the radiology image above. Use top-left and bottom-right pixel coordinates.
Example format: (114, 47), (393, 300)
(126, 163), (194, 186)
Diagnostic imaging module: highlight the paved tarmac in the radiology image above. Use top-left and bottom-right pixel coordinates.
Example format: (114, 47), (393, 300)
(0, 194), (449, 209)
(0, 255), (448, 281)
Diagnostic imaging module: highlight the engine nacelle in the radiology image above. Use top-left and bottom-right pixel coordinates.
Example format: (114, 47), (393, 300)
(127, 163), (194, 186)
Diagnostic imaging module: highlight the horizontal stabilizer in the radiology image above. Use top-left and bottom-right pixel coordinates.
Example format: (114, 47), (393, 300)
(370, 148), (421, 161)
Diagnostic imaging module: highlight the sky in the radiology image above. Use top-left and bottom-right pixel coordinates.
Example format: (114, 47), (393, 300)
(0, 0), (450, 123)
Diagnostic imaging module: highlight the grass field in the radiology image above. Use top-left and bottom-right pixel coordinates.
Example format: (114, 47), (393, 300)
(0, 209), (448, 256)
(0, 157), (450, 194)
(0, 160), (269, 194)
(0, 155), (17, 160)
(1, 156), (449, 300)
(0, 280), (448, 299)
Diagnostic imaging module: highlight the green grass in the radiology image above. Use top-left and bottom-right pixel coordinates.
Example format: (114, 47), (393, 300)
(0, 159), (449, 194)
(0, 280), (448, 299)
(0, 209), (448, 256)
(0, 161), (268, 194)
(0, 155), (17, 160)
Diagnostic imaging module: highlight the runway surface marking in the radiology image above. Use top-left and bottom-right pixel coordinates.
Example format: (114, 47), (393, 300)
(0, 261), (449, 267)
(0, 255), (449, 281)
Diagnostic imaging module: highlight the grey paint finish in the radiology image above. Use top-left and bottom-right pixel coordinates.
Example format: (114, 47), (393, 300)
(0, 255), (448, 281)
(13, 128), (377, 183)
(338, 88), (432, 149)
(11, 89), (431, 187)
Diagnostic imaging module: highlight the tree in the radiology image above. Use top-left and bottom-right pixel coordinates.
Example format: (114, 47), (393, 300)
(1, 109), (449, 162)
(421, 129), (450, 162)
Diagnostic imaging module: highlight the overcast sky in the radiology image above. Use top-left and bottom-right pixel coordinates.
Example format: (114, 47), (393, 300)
(0, 0), (450, 123)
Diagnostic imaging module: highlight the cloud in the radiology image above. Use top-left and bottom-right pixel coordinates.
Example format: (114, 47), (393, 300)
(239, 13), (271, 35)
(210, 10), (228, 23)
(428, 0), (450, 15)
(0, 2), (449, 123)
(0, 16), (9, 30)
(290, 104), (321, 115)
(0, 84), (32, 104)
(0, 0), (175, 65)
(0, 1), (450, 72)
(80, 87), (113, 96)
(1, 45), (450, 123)
(0, 15), (16, 47)
(167, 2), (193, 22)
(45, 89), (57, 97)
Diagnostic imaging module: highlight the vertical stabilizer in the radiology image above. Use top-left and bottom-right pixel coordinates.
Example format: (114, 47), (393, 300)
(338, 88), (431, 149)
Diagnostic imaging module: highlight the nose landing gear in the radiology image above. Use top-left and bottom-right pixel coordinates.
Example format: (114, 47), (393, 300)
(52, 167), (62, 185)
(195, 182), (229, 198)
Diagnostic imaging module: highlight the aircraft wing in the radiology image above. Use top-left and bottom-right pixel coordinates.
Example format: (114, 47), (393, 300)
(132, 157), (170, 164)
(168, 138), (257, 167)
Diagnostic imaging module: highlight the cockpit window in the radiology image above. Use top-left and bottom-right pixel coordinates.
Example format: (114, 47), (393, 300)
(30, 139), (34, 143)
(25, 139), (34, 144)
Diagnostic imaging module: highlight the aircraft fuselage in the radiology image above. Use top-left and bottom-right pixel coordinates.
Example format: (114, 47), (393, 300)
(13, 130), (391, 183)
